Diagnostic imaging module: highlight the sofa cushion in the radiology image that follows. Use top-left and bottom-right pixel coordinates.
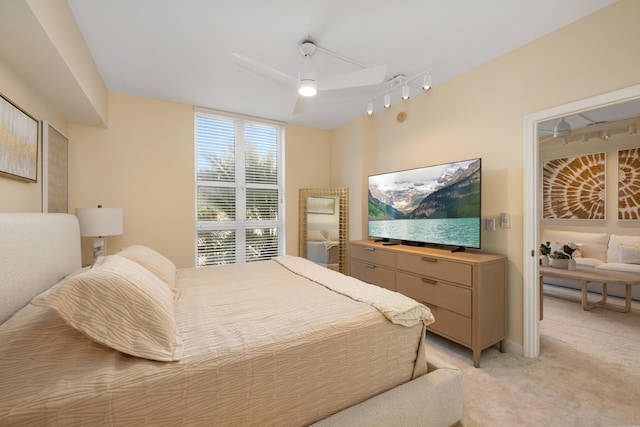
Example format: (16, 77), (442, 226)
(596, 262), (640, 274)
(573, 257), (604, 268)
(542, 230), (609, 261)
(618, 244), (640, 264)
(606, 234), (640, 263)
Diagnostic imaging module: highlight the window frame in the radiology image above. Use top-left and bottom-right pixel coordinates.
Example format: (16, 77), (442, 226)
(194, 107), (285, 266)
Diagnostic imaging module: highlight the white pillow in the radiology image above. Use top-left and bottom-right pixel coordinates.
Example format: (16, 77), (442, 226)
(327, 229), (340, 241)
(618, 244), (640, 264)
(32, 255), (183, 362)
(117, 245), (177, 290)
(608, 235), (640, 263)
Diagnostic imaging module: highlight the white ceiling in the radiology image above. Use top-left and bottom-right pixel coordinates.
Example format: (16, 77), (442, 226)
(60, 1), (617, 130)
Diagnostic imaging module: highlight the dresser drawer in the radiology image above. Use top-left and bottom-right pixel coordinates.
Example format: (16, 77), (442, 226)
(350, 259), (396, 291)
(427, 306), (472, 346)
(396, 253), (472, 286)
(396, 272), (471, 317)
(349, 244), (395, 268)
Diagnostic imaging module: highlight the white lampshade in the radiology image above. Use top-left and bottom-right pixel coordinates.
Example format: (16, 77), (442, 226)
(75, 207), (123, 237)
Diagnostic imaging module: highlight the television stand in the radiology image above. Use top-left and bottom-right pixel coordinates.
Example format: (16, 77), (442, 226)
(401, 240), (425, 247)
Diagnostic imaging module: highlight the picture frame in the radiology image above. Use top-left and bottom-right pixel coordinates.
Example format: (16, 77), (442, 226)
(542, 152), (606, 220)
(307, 196), (335, 214)
(0, 93), (39, 182)
(42, 121), (69, 213)
(618, 148), (640, 220)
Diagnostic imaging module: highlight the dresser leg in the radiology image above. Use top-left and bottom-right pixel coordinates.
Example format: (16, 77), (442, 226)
(473, 351), (481, 368)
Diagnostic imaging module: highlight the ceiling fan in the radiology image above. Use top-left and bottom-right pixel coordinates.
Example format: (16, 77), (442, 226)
(232, 40), (387, 114)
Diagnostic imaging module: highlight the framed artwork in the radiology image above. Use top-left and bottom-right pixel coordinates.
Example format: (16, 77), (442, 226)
(618, 148), (640, 220)
(542, 152), (606, 220)
(42, 121), (69, 213)
(0, 93), (39, 182)
(307, 196), (335, 214)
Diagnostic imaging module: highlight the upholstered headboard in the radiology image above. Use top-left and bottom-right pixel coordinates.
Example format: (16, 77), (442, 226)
(0, 213), (82, 324)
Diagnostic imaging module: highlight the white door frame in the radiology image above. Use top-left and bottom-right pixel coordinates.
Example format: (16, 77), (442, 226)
(522, 83), (640, 358)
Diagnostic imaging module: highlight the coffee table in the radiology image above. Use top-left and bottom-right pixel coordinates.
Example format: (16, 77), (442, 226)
(539, 266), (640, 313)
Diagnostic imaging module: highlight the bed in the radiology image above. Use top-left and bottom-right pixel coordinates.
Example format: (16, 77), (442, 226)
(306, 229), (340, 270)
(0, 213), (462, 426)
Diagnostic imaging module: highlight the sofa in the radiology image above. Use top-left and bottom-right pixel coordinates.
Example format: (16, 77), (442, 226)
(542, 229), (640, 301)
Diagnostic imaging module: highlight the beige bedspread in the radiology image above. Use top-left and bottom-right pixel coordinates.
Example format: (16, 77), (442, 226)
(0, 258), (430, 426)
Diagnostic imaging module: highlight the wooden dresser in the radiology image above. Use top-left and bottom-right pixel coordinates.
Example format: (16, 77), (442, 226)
(349, 240), (507, 367)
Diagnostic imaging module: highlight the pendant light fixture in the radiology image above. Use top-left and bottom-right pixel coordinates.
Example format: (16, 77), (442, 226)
(553, 117), (571, 138)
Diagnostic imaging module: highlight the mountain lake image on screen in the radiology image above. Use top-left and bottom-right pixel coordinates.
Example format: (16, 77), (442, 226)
(368, 158), (481, 249)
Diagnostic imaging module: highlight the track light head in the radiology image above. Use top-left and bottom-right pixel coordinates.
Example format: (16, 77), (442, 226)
(402, 85), (410, 100)
(384, 94), (391, 109)
(367, 101), (374, 115)
(422, 74), (432, 91)
(599, 129), (610, 141)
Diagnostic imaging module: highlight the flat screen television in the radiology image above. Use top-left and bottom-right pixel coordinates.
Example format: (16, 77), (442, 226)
(368, 158), (481, 251)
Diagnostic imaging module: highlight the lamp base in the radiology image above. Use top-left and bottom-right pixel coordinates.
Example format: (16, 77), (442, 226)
(92, 236), (106, 262)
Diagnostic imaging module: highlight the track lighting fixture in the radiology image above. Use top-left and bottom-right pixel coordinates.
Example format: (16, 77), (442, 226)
(365, 69), (433, 115)
(541, 117), (639, 145)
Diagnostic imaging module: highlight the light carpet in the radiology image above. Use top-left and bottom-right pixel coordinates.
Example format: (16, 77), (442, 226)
(425, 285), (640, 427)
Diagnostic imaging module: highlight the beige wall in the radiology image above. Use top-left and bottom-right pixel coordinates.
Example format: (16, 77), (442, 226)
(67, 94), (330, 267)
(284, 124), (331, 257)
(0, 59), (67, 212)
(329, 0), (640, 348)
(68, 93), (195, 267)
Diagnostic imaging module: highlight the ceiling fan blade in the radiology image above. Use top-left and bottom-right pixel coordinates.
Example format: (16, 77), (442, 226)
(231, 53), (297, 89)
(292, 95), (311, 115)
(317, 64), (387, 91)
(538, 134), (556, 144)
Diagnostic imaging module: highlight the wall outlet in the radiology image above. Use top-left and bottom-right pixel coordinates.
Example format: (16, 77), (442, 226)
(486, 218), (496, 231)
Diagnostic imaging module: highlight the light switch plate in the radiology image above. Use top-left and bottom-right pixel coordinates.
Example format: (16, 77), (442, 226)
(486, 218), (496, 231)
(500, 213), (511, 228)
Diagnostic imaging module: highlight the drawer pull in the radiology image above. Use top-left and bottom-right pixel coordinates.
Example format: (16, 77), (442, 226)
(364, 263), (376, 269)
(421, 277), (437, 285)
(421, 256), (438, 263)
(364, 247), (375, 251)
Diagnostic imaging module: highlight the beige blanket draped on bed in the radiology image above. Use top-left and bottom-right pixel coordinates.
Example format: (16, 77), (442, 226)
(1, 257), (432, 426)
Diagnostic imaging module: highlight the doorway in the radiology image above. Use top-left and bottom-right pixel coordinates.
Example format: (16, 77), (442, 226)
(522, 83), (640, 358)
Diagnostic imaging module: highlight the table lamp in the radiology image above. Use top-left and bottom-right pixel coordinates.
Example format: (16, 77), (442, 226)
(75, 205), (123, 262)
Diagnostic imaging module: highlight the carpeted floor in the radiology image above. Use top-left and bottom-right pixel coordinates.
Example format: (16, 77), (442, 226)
(424, 285), (640, 427)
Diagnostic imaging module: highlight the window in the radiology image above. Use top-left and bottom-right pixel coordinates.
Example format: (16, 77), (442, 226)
(195, 108), (284, 266)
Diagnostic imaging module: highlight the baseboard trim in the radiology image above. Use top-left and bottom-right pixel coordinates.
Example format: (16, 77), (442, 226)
(504, 338), (523, 356)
